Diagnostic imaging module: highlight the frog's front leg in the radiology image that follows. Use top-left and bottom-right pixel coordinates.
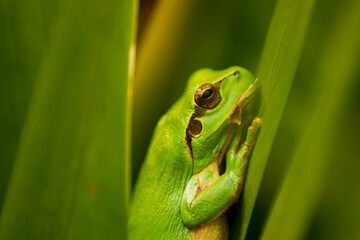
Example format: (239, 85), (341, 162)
(181, 117), (262, 228)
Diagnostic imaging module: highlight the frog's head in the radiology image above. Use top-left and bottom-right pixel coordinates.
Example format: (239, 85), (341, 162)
(184, 66), (257, 174)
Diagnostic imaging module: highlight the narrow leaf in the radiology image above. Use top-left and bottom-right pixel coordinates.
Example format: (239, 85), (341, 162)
(0, 0), (54, 212)
(232, 0), (316, 238)
(260, 0), (360, 239)
(0, 0), (137, 239)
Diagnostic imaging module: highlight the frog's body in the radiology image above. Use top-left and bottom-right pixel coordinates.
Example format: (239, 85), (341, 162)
(128, 66), (261, 240)
(128, 99), (193, 239)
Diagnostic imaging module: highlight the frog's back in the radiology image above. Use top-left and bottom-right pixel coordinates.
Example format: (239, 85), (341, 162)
(128, 100), (194, 239)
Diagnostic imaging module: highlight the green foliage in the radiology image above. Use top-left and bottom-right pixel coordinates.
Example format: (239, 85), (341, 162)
(261, 0), (360, 239)
(235, 0), (316, 238)
(0, 0), (137, 239)
(0, 0), (53, 212)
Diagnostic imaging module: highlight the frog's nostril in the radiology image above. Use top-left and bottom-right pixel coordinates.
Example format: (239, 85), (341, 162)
(233, 70), (240, 76)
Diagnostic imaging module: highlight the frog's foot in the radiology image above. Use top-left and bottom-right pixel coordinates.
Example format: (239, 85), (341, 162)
(226, 117), (262, 181)
(244, 117), (262, 153)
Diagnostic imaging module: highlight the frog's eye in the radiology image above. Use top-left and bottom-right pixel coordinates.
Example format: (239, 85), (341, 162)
(194, 83), (220, 109)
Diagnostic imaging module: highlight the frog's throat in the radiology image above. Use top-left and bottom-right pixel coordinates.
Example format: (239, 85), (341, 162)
(213, 123), (239, 166)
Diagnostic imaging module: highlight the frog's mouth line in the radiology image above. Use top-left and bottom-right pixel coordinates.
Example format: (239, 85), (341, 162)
(228, 77), (258, 125)
(212, 78), (258, 166)
(205, 77), (257, 141)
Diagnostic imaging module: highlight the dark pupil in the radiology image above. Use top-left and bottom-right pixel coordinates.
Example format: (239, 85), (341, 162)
(201, 88), (213, 99)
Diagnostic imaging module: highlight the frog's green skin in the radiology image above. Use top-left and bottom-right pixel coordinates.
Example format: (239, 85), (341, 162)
(128, 66), (262, 240)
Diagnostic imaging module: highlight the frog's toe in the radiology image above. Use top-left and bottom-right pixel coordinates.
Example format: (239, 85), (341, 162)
(252, 117), (263, 129)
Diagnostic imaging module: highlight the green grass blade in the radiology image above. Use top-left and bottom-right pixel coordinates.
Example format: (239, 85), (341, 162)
(66, 1), (138, 238)
(0, 0), (137, 239)
(233, 0), (316, 239)
(260, 0), (360, 239)
(0, 0), (54, 212)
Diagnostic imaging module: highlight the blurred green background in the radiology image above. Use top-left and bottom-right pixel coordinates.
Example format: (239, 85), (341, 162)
(1, 0), (360, 239)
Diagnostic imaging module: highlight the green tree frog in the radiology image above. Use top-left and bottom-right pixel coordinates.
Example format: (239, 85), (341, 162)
(128, 66), (262, 240)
